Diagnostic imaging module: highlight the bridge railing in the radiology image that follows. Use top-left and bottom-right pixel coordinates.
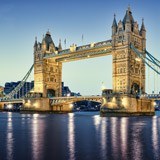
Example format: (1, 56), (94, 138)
(50, 95), (102, 105)
(140, 94), (160, 99)
(50, 95), (102, 100)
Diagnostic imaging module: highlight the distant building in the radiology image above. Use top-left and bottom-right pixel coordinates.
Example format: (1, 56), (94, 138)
(102, 89), (113, 96)
(62, 82), (81, 97)
(0, 86), (4, 97)
(4, 81), (34, 98)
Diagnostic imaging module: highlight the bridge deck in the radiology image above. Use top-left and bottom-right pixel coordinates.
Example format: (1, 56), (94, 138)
(50, 96), (102, 105)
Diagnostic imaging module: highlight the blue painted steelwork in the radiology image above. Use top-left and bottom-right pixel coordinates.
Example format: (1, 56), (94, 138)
(130, 44), (160, 74)
(2, 65), (34, 100)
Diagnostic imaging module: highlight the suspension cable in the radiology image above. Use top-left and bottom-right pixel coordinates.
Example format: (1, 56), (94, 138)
(3, 64), (34, 100)
(130, 44), (160, 75)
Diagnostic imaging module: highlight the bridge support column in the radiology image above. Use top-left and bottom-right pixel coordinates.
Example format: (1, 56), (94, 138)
(22, 98), (74, 112)
(22, 98), (51, 112)
(51, 103), (74, 112)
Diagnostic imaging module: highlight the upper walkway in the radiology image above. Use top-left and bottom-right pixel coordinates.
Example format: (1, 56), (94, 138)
(44, 40), (112, 62)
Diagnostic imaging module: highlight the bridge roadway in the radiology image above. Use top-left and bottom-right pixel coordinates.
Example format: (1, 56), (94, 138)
(1, 94), (160, 105)
(50, 95), (102, 106)
(0, 98), (23, 104)
(1, 96), (102, 106)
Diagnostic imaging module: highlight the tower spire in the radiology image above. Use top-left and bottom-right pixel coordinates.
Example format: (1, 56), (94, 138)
(58, 39), (62, 52)
(112, 14), (117, 36)
(140, 18), (146, 31)
(34, 36), (38, 51)
(34, 36), (37, 46)
(128, 4), (131, 12)
(112, 13), (117, 27)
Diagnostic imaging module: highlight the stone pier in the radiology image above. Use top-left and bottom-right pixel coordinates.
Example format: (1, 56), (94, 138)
(100, 93), (154, 116)
(22, 98), (74, 112)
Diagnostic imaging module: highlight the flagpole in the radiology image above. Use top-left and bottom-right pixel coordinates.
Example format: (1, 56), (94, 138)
(82, 34), (84, 45)
(64, 39), (66, 49)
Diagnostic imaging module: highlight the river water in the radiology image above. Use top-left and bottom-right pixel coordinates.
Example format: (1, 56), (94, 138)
(0, 111), (160, 160)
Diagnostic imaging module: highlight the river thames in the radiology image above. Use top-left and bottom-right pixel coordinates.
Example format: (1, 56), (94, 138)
(0, 111), (160, 160)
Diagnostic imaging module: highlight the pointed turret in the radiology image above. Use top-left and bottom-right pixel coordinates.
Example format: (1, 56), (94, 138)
(34, 37), (37, 46)
(140, 18), (146, 38)
(41, 34), (46, 51)
(112, 14), (117, 27)
(34, 36), (38, 51)
(41, 31), (56, 52)
(133, 21), (139, 34)
(117, 20), (124, 32)
(112, 14), (117, 35)
(123, 6), (134, 24)
(140, 18), (146, 49)
(140, 18), (146, 33)
(123, 6), (134, 32)
(58, 39), (62, 52)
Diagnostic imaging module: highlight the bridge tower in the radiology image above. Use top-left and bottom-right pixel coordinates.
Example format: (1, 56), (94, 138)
(34, 31), (62, 97)
(112, 7), (146, 95)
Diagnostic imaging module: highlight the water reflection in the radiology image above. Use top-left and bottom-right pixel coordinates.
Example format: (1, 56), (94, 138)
(131, 122), (144, 160)
(6, 112), (13, 160)
(120, 118), (128, 159)
(111, 117), (119, 160)
(68, 113), (75, 160)
(93, 115), (101, 131)
(100, 118), (107, 160)
(152, 116), (159, 159)
(31, 114), (44, 160)
(1, 112), (160, 160)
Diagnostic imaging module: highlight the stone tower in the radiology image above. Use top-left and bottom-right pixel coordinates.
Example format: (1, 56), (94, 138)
(34, 31), (62, 97)
(112, 7), (146, 95)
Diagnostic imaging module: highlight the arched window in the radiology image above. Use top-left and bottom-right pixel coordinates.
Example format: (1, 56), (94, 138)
(120, 68), (123, 73)
(50, 67), (53, 72)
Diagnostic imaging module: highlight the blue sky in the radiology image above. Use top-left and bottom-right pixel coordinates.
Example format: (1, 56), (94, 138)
(0, 0), (160, 95)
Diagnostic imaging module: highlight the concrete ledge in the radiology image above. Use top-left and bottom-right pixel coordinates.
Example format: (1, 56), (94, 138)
(100, 109), (155, 116)
(20, 109), (72, 114)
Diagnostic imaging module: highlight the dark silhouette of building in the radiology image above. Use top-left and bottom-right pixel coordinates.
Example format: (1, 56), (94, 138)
(62, 82), (80, 97)
(4, 81), (34, 98)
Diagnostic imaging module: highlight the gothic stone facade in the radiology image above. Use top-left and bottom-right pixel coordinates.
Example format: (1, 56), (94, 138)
(34, 32), (62, 97)
(112, 7), (146, 95)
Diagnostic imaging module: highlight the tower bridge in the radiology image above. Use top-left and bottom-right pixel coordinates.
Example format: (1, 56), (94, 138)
(0, 7), (158, 115)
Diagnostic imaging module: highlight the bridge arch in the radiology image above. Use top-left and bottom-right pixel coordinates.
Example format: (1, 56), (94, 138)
(131, 82), (140, 95)
(47, 89), (56, 98)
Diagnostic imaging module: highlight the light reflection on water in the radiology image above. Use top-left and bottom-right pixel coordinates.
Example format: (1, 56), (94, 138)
(6, 112), (13, 160)
(120, 117), (128, 159)
(152, 116), (159, 160)
(111, 117), (119, 160)
(100, 118), (107, 160)
(131, 121), (143, 160)
(31, 113), (46, 160)
(68, 113), (75, 160)
(0, 112), (160, 160)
